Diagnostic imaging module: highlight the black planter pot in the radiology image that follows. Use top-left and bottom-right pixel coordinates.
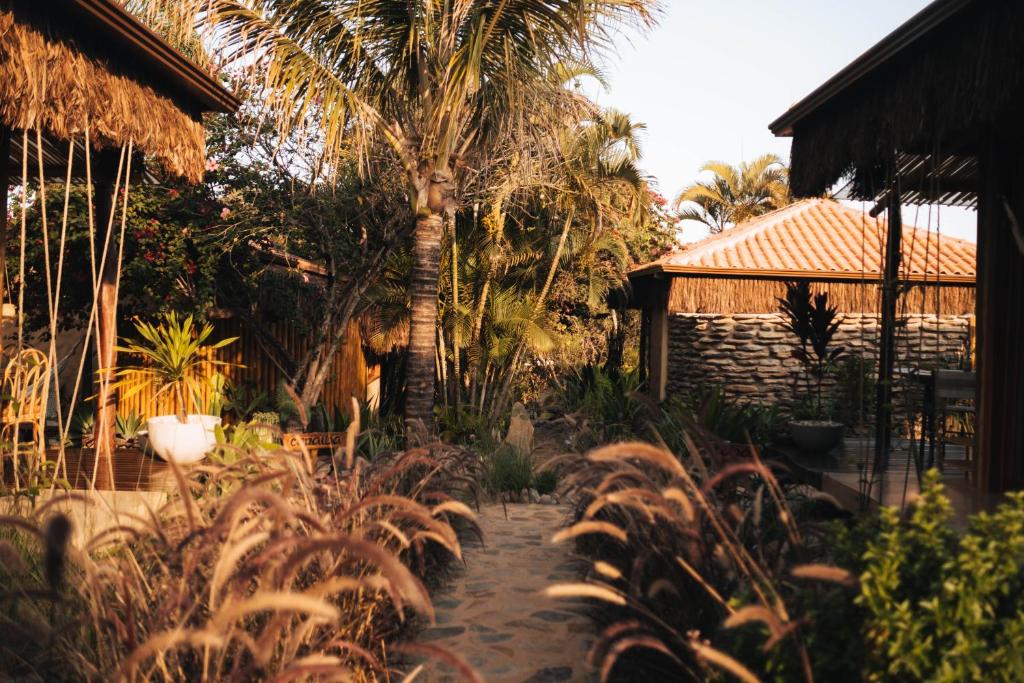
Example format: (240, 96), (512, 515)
(789, 420), (845, 454)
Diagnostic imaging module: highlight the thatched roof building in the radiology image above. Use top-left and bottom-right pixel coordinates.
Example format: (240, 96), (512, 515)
(769, 0), (1023, 492)
(632, 198), (975, 315)
(0, 0), (239, 181)
(629, 199), (976, 403)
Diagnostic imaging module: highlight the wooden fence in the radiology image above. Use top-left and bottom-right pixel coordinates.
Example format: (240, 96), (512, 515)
(115, 318), (368, 420)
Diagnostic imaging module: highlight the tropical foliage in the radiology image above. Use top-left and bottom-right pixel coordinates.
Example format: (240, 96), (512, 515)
(675, 153), (791, 233)
(129, 0), (659, 436)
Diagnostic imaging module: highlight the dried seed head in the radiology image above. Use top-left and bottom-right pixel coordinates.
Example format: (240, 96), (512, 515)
(44, 514), (72, 591)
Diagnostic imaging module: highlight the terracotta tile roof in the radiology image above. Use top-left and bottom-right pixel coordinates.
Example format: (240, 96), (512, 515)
(633, 198), (975, 282)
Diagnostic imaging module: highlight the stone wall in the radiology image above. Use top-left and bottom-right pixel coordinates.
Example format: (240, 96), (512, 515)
(666, 313), (973, 420)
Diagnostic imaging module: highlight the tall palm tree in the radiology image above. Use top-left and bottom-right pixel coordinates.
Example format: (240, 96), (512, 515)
(147, 0), (657, 437)
(675, 153), (791, 233)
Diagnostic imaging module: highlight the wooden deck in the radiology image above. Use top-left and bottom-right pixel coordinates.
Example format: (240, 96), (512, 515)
(778, 437), (1001, 528)
(12, 448), (181, 491)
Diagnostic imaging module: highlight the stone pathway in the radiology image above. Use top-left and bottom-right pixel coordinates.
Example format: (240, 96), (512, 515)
(413, 504), (595, 682)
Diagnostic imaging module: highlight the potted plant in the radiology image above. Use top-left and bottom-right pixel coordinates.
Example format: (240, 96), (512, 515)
(778, 282), (846, 454)
(114, 313), (237, 463)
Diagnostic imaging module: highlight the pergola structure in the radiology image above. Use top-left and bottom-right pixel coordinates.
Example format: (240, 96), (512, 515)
(0, 0), (238, 480)
(770, 0), (1024, 492)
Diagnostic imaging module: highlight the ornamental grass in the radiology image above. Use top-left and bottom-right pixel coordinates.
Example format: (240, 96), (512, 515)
(0, 420), (480, 681)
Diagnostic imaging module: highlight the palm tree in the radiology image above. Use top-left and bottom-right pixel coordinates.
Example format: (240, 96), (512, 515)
(675, 153), (791, 233)
(149, 0), (657, 437)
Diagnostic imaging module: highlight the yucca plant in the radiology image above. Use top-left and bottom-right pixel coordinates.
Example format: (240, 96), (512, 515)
(114, 312), (237, 423)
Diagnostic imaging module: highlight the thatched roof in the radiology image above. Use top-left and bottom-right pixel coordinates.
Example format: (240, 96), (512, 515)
(0, 1), (239, 182)
(769, 0), (1024, 202)
(632, 199), (976, 284)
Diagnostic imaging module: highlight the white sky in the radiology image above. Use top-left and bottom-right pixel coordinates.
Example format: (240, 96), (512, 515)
(589, 0), (978, 244)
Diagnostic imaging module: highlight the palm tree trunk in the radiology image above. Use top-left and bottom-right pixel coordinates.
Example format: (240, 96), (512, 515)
(449, 213), (461, 406)
(405, 211), (444, 438)
(535, 211), (574, 316)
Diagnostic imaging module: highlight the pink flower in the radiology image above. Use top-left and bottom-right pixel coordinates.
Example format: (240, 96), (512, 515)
(220, 207), (232, 219)
(205, 159), (220, 172)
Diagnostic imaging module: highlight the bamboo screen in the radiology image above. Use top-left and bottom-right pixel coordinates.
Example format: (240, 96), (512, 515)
(115, 318), (367, 420)
(668, 277), (975, 316)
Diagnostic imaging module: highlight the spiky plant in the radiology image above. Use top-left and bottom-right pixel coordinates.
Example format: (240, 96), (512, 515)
(114, 312), (237, 422)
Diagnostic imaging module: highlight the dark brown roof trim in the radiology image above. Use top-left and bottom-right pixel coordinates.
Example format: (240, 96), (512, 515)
(62, 0), (240, 114)
(629, 263), (975, 286)
(769, 0), (973, 137)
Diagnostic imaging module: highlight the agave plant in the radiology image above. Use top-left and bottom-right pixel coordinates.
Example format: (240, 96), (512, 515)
(114, 410), (146, 444)
(114, 312), (237, 423)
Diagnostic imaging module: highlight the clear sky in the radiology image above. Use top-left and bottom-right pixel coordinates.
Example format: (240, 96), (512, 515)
(589, 0), (978, 243)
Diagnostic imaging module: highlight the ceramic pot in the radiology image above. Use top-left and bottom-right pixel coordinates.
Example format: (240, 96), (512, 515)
(144, 414), (221, 463)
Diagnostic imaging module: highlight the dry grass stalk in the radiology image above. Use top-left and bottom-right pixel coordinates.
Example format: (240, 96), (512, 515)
(549, 432), (849, 682)
(0, 440), (481, 681)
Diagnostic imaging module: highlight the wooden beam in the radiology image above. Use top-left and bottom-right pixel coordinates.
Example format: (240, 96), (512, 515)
(91, 149), (120, 480)
(873, 169), (902, 486)
(0, 126), (10, 361)
(974, 131), (1024, 492)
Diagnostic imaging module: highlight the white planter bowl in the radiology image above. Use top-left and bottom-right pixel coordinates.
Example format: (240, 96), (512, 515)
(144, 414), (221, 464)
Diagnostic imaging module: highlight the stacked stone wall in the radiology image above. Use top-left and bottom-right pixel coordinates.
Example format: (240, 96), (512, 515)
(666, 313), (972, 424)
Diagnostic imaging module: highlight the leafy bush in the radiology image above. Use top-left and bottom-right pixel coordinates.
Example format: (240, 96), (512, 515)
(841, 474), (1024, 681)
(549, 432), (1024, 683)
(436, 405), (497, 447)
(560, 364), (650, 443)
(532, 468), (559, 495)
(483, 444), (534, 497)
(656, 385), (783, 451)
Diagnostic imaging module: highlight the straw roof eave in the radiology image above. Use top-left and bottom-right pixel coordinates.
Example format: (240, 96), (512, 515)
(771, 0), (1024, 199)
(0, 7), (226, 183)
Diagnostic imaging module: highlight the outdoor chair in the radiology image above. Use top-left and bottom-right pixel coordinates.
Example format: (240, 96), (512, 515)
(0, 348), (49, 481)
(932, 369), (975, 474)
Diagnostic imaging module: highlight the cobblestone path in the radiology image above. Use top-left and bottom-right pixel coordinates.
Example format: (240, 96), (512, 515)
(413, 504), (594, 682)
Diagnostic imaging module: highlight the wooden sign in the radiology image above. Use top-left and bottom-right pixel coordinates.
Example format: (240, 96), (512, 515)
(283, 431), (346, 453)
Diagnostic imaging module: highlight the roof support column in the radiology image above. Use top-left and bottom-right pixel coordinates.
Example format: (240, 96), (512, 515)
(91, 149), (121, 483)
(974, 130), (1024, 492)
(873, 170), (902, 491)
(0, 126), (9, 361)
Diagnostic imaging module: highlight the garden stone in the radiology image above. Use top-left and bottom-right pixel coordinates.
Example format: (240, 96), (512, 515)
(539, 494), (555, 504)
(528, 488), (541, 503)
(505, 402), (534, 457)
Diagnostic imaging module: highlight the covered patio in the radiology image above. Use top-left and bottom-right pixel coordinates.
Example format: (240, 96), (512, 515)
(0, 0), (238, 490)
(770, 0), (1024, 494)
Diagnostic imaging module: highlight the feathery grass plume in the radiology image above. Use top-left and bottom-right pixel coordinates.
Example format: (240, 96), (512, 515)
(0, 439), (480, 681)
(548, 432), (844, 682)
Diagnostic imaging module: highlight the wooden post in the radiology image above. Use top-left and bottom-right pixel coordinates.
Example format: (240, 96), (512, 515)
(92, 150), (120, 469)
(873, 176), (902, 489)
(0, 126), (10, 359)
(974, 132), (1024, 492)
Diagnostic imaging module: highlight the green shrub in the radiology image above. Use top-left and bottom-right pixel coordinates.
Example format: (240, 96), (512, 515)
(839, 473), (1024, 681)
(656, 385), (783, 450)
(532, 468), (559, 495)
(561, 364), (649, 442)
(483, 444), (533, 496)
